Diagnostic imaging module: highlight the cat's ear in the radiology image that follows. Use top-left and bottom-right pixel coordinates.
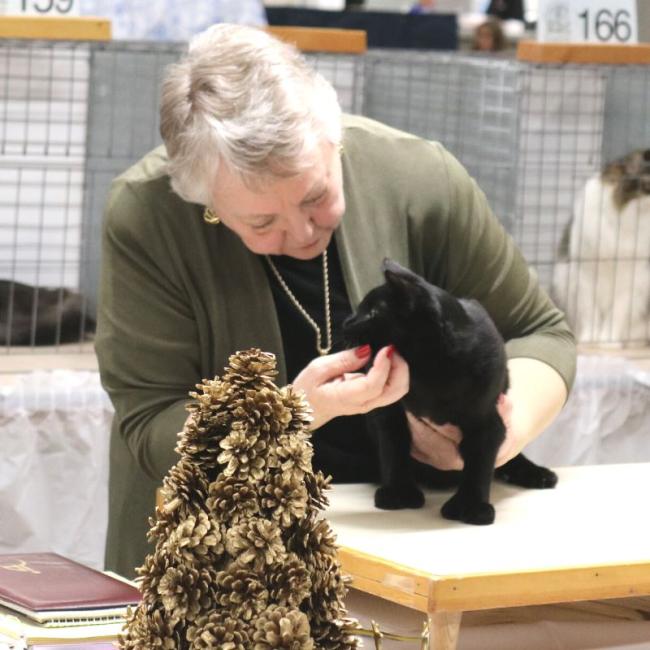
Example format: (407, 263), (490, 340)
(382, 258), (419, 288)
(382, 258), (421, 307)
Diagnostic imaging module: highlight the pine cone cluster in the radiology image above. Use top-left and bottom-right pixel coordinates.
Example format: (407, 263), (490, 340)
(119, 349), (357, 650)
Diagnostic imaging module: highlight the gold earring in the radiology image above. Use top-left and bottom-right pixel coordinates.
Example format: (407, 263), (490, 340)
(203, 207), (220, 224)
(338, 143), (344, 155)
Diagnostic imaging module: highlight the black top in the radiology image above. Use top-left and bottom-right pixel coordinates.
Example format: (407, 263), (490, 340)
(264, 240), (379, 483)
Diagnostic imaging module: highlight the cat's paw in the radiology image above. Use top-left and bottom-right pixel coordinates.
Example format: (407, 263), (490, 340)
(441, 493), (495, 525)
(514, 465), (558, 489)
(374, 485), (425, 510)
(495, 457), (558, 489)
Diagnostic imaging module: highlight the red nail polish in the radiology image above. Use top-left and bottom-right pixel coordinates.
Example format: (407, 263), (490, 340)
(355, 344), (371, 358)
(386, 344), (395, 359)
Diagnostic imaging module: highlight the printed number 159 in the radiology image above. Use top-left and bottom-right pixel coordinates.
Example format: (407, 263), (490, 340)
(21, 0), (75, 13)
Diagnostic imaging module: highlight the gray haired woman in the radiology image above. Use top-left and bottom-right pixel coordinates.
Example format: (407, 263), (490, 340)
(96, 24), (575, 577)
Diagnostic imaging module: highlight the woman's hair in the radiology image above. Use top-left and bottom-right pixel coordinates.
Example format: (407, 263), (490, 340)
(160, 24), (343, 206)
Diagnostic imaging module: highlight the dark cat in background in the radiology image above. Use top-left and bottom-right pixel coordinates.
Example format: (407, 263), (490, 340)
(343, 259), (557, 525)
(0, 280), (95, 346)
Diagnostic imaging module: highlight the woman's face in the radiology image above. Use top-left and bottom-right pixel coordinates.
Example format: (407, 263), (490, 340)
(211, 139), (345, 259)
(476, 26), (495, 51)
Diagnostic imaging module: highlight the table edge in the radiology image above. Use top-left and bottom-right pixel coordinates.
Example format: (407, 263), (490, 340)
(338, 547), (650, 613)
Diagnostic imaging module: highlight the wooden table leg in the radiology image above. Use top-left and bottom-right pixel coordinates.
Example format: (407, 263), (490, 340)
(428, 611), (462, 650)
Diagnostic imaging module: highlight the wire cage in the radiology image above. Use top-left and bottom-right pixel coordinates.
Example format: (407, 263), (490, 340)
(0, 38), (364, 350)
(1, 39), (649, 350)
(359, 52), (650, 348)
(361, 50), (520, 234)
(0, 41), (93, 347)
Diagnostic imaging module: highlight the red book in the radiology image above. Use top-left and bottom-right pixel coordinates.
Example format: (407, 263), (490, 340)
(0, 553), (140, 626)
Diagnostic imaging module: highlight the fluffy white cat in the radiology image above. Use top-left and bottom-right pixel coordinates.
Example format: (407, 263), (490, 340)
(552, 150), (650, 347)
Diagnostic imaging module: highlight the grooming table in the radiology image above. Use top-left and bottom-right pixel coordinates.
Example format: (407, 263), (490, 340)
(327, 463), (650, 649)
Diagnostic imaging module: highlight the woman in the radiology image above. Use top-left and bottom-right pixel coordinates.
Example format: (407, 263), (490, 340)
(472, 18), (506, 53)
(96, 24), (575, 577)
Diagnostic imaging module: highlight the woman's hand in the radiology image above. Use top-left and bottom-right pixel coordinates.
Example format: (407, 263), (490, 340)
(293, 345), (409, 431)
(407, 357), (568, 471)
(407, 393), (516, 470)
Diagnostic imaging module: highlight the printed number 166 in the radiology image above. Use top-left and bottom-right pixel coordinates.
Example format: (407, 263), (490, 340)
(578, 9), (633, 42)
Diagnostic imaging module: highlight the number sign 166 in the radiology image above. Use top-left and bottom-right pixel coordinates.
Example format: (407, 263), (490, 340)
(578, 8), (633, 42)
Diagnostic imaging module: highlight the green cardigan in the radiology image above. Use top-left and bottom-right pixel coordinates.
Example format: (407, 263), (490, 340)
(96, 115), (576, 577)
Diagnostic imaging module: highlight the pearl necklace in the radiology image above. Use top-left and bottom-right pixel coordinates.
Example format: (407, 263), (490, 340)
(265, 250), (332, 356)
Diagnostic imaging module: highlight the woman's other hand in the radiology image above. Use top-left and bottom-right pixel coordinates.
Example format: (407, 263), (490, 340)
(407, 392), (515, 470)
(293, 345), (409, 430)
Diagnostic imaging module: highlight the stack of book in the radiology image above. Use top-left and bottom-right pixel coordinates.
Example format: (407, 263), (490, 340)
(0, 553), (141, 650)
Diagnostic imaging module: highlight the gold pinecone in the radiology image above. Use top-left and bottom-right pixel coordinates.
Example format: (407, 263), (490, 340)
(252, 605), (314, 650)
(186, 377), (232, 426)
(157, 564), (217, 623)
(289, 515), (338, 559)
(136, 553), (172, 607)
(305, 552), (348, 623)
(229, 387), (293, 437)
(280, 386), (314, 434)
(261, 473), (308, 529)
(223, 349), (279, 387)
(187, 611), (250, 650)
(266, 553), (311, 607)
(303, 471), (331, 510)
(225, 519), (286, 570)
(187, 377), (232, 422)
(160, 510), (224, 564)
(217, 422), (267, 480)
(214, 566), (270, 621)
(206, 476), (260, 523)
(176, 410), (228, 468)
(310, 619), (359, 650)
(152, 458), (210, 526)
(274, 433), (313, 481)
(119, 606), (179, 650)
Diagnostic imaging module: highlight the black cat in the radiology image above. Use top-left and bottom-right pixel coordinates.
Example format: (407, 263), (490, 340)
(0, 280), (95, 346)
(342, 259), (557, 525)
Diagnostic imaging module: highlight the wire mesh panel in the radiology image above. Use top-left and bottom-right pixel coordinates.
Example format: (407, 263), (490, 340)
(2, 40), (648, 349)
(362, 50), (519, 232)
(81, 41), (186, 315)
(306, 51), (365, 118)
(362, 52), (649, 348)
(602, 66), (650, 164)
(0, 39), (365, 348)
(515, 64), (607, 287)
(0, 41), (93, 347)
(521, 64), (650, 347)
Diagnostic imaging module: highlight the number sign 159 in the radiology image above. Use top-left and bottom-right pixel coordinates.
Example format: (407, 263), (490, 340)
(4, 0), (79, 15)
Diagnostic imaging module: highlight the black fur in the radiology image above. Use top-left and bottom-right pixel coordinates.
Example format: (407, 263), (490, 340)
(0, 280), (95, 346)
(342, 259), (557, 525)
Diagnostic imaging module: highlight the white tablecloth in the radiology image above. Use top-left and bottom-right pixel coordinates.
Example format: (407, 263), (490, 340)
(0, 369), (112, 569)
(0, 354), (648, 571)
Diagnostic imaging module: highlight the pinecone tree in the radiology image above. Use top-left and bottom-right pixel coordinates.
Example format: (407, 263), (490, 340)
(120, 349), (358, 650)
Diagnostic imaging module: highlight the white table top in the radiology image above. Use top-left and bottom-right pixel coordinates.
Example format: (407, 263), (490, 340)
(326, 463), (650, 612)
